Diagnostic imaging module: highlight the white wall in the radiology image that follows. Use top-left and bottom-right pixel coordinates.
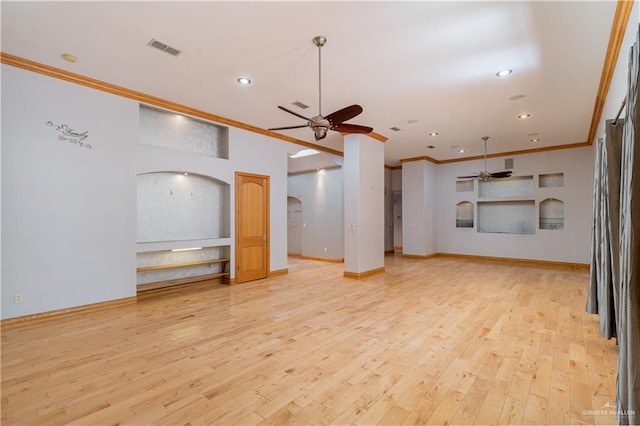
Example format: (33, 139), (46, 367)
(436, 147), (594, 263)
(2, 65), (138, 319)
(1, 65), (293, 319)
(287, 168), (344, 260)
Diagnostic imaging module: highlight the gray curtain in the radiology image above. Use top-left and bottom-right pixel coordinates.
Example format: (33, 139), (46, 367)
(617, 29), (640, 426)
(587, 121), (623, 340)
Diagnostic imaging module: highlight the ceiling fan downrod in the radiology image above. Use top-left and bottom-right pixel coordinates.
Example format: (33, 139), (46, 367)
(482, 136), (489, 173)
(313, 36), (326, 116)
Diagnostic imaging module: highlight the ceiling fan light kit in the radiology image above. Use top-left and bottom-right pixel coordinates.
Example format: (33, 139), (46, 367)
(268, 36), (373, 141)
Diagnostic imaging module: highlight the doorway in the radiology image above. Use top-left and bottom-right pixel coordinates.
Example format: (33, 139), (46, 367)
(287, 196), (302, 255)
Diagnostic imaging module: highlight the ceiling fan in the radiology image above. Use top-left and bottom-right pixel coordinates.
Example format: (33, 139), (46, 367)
(268, 36), (373, 141)
(457, 136), (513, 181)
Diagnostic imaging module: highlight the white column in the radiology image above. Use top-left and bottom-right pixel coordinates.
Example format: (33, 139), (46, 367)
(343, 134), (385, 277)
(401, 159), (437, 257)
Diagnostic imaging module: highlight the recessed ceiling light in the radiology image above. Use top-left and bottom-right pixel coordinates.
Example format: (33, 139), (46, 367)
(426, 145), (435, 149)
(62, 53), (77, 63)
(390, 127), (401, 132)
(428, 132), (439, 136)
(496, 69), (512, 77)
(237, 77), (252, 85)
(459, 149), (465, 153)
(530, 138), (540, 143)
(518, 113), (531, 119)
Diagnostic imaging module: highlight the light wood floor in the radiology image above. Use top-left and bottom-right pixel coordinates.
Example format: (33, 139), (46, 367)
(1, 255), (619, 425)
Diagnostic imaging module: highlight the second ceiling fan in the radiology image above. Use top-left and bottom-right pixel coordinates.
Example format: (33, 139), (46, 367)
(457, 136), (513, 181)
(268, 36), (373, 141)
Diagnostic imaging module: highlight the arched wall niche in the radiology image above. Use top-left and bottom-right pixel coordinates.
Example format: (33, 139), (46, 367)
(456, 201), (474, 228)
(137, 171), (230, 243)
(539, 198), (564, 230)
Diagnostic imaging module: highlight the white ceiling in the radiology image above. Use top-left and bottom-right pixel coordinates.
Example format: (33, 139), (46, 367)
(1, 1), (616, 166)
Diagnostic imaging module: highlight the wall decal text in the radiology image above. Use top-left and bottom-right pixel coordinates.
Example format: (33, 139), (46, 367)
(46, 121), (92, 149)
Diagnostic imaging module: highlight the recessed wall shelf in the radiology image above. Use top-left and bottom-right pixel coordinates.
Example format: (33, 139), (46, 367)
(139, 105), (229, 159)
(456, 180), (474, 192)
(477, 200), (535, 234)
(136, 246), (230, 292)
(456, 201), (474, 228)
(540, 198), (564, 230)
(539, 173), (564, 188)
(479, 175), (533, 198)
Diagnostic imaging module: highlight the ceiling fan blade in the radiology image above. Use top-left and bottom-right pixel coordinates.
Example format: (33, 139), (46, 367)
(277, 105), (312, 122)
(489, 171), (513, 178)
(325, 104), (363, 124)
(331, 123), (373, 134)
(268, 124), (309, 131)
(457, 175), (479, 179)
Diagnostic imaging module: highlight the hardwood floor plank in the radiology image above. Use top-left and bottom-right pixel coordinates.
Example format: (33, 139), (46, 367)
(1, 256), (619, 425)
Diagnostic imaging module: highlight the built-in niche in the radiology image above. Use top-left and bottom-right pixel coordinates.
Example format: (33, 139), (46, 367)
(477, 200), (535, 234)
(539, 198), (564, 230)
(139, 105), (229, 158)
(479, 175), (534, 198)
(456, 180), (474, 192)
(456, 201), (474, 228)
(137, 172), (230, 243)
(539, 173), (564, 188)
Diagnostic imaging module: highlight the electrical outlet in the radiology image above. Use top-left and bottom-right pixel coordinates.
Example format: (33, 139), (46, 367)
(14, 293), (23, 303)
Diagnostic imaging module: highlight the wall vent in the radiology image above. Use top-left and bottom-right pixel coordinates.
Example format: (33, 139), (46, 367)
(505, 158), (514, 169)
(148, 39), (182, 56)
(292, 101), (309, 109)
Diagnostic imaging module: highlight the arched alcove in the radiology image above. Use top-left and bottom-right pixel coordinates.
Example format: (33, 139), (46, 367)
(456, 201), (474, 228)
(137, 172), (230, 242)
(540, 198), (564, 230)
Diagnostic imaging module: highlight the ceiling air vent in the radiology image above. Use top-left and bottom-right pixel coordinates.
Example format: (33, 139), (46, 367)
(390, 127), (401, 132)
(148, 39), (182, 56)
(292, 101), (309, 109)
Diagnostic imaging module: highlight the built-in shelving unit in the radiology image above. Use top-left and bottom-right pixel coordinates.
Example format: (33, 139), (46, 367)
(455, 172), (565, 233)
(136, 104), (232, 293)
(137, 256), (230, 292)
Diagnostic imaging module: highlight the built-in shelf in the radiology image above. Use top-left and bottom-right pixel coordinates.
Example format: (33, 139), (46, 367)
(479, 175), (533, 198)
(139, 104), (229, 159)
(454, 173), (566, 234)
(477, 200), (535, 234)
(456, 201), (474, 228)
(539, 198), (564, 230)
(539, 173), (564, 188)
(137, 246), (230, 292)
(456, 180), (474, 192)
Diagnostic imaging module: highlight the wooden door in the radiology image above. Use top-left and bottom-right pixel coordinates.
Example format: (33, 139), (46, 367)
(235, 172), (269, 283)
